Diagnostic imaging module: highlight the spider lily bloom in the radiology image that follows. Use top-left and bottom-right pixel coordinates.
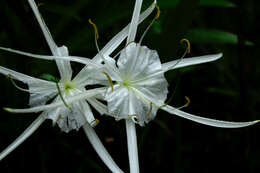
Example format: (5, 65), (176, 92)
(53, 0), (259, 172)
(0, 1), (124, 172)
(107, 0), (259, 172)
(0, 1), (155, 172)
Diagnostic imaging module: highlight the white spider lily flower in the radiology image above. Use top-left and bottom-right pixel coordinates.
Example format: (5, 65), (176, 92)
(0, 2), (156, 173)
(101, 0), (260, 128)
(0, 1), (124, 172)
(29, 0), (258, 172)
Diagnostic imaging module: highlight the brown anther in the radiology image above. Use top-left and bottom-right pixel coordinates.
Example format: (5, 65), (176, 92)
(146, 102), (153, 117)
(88, 19), (99, 40)
(103, 72), (114, 92)
(184, 96), (190, 107)
(154, 3), (161, 20)
(180, 38), (191, 54)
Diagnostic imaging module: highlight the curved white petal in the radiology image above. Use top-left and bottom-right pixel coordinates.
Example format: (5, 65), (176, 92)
(127, 0), (143, 43)
(162, 53), (223, 72)
(5, 88), (106, 113)
(0, 115), (45, 161)
(27, 0), (58, 54)
(106, 86), (130, 120)
(0, 65), (52, 85)
(128, 87), (259, 128)
(83, 123), (124, 173)
(105, 85), (153, 125)
(0, 47), (100, 68)
(29, 89), (57, 106)
(162, 105), (259, 128)
(55, 46), (73, 81)
(50, 100), (91, 133)
(125, 119), (139, 173)
(87, 98), (108, 115)
(27, 0), (72, 80)
(0, 65), (57, 106)
(72, 66), (108, 87)
(78, 100), (95, 126)
(118, 44), (164, 81)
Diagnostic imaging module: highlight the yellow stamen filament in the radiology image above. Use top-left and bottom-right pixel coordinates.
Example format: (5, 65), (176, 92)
(88, 19), (99, 40)
(146, 102), (153, 117)
(159, 96), (191, 109)
(180, 38), (191, 54)
(6, 75), (30, 92)
(139, 3), (160, 43)
(154, 3), (161, 20)
(103, 72), (114, 92)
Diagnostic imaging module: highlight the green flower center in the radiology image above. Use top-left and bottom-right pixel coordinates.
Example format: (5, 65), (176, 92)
(122, 78), (132, 88)
(64, 81), (75, 95)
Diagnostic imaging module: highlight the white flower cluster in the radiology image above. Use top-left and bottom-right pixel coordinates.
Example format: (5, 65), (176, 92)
(0, 0), (258, 172)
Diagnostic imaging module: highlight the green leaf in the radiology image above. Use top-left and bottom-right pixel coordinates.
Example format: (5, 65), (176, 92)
(199, 0), (237, 8)
(156, 0), (235, 9)
(186, 29), (254, 46)
(152, 20), (162, 34)
(158, 0), (180, 8)
(207, 87), (238, 97)
(40, 74), (59, 83)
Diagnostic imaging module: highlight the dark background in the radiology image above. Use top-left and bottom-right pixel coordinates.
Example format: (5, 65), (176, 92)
(0, 0), (259, 172)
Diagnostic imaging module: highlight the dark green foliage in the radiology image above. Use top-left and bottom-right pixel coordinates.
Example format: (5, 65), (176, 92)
(40, 73), (59, 83)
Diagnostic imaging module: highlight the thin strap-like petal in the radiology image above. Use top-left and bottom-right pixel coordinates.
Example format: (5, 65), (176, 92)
(4, 88), (106, 113)
(0, 47), (100, 68)
(83, 123), (124, 173)
(27, 0), (72, 80)
(162, 105), (259, 128)
(95, 1), (156, 60)
(125, 119), (140, 173)
(0, 65), (53, 85)
(0, 115), (45, 160)
(87, 98), (108, 115)
(131, 87), (259, 128)
(27, 0), (58, 54)
(162, 53), (222, 72)
(127, 0), (143, 43)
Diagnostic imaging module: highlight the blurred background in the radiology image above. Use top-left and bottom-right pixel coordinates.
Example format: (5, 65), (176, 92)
(0, 0), (259, 172)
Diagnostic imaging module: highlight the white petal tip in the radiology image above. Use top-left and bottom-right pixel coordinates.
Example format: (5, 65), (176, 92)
(216, 53), (223, 59)
(3, 107), (12, 113)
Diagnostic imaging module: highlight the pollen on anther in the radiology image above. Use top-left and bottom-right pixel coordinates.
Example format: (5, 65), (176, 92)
(90, 119), (100, 127)
(180, 38), (191, 54)
(154, 3), (161, 20)
(103, 72), (114, 92)
(146, 102), (153, 117)
(88, 19), (99, 40)
(184, 96), (190, 107)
